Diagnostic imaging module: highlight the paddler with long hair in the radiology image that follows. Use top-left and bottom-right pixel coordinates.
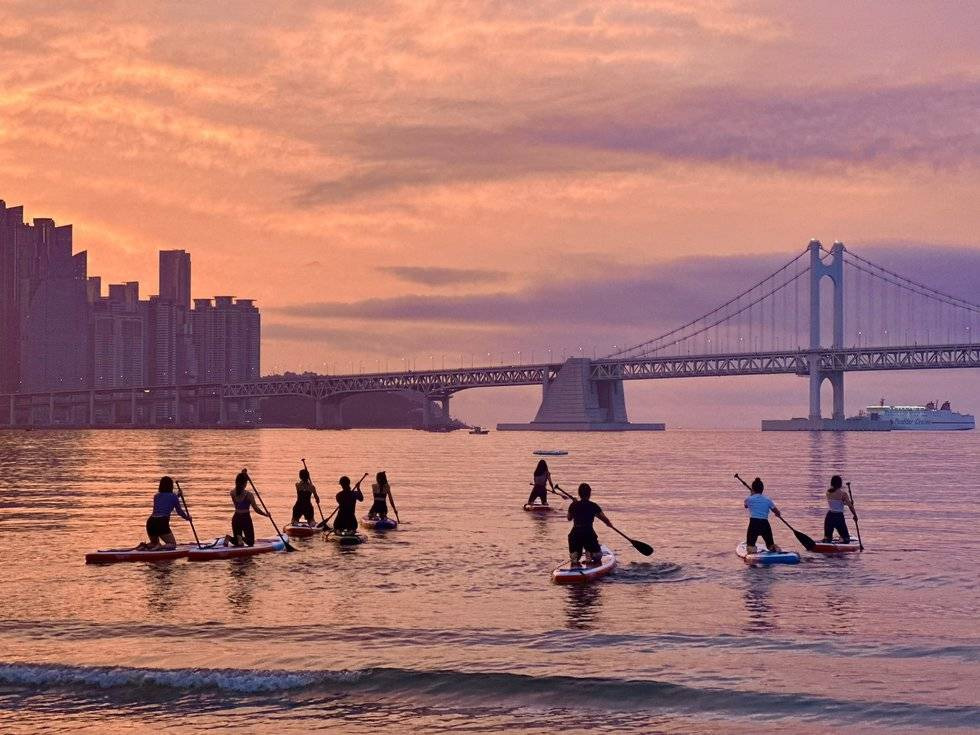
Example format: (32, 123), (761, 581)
(367, 471), (394, 520)
(290, 468), (319, 526)
(527, 459), (554, 506)
(225, 470), (270, 547)
(333, 475), (364, 533)
(566, 483), (612, 567)
(822, 475), (855, 543)
(139, 476), (192, 550)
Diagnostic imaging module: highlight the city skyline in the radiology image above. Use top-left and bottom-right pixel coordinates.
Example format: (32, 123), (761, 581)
(0, 2), (977, 425)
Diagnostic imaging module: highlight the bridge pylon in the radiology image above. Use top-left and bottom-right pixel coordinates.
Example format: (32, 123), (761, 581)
(808, 239), (845, 423)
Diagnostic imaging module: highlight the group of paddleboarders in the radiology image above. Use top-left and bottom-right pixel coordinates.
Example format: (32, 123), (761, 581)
(742, 474), (857, 553)
(137, 468), (397, 549)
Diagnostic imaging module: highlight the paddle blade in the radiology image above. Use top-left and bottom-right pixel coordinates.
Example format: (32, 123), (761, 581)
(793, 528), (816, 551)
(630, 538), (654, 556)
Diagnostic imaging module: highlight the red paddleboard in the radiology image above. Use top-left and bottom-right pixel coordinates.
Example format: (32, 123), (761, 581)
(810, 539), (862, 553)
(186, 537), (286, 561)
(284, 522), (322, 538)
(85, 544), (196, 564)
(523, 503), (556, 513)
(551, 546), (616, 585)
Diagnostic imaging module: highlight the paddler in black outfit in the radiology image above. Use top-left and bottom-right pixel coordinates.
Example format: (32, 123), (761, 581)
(566, 483), (612, 567)
(291, 468), (319, 525)
(333, 475), (364, 533)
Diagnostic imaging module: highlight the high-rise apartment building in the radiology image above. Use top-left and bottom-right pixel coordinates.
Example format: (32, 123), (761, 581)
(89, 281), (144, 388)
(159, 250), (191, 310)
(190, 296), (261, 384)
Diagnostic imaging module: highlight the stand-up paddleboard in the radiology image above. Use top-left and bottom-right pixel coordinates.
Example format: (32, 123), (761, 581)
(810, 539), (862, 554)
(523, 503), (556, 513)
(284, 522), (322, 538)
(327, 531), (367, 545)
(736, 543), (800, 565)
(186, 537), (286, 561)
(362, 516), (397, 530)
(551, 546), (616, 585)
(85, 544), (197, 564)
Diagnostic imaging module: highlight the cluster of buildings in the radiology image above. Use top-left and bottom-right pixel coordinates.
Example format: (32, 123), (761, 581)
(0, 200), (260, 409)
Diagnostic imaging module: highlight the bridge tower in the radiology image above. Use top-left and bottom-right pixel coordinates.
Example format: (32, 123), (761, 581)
(808, 239), (845, 423)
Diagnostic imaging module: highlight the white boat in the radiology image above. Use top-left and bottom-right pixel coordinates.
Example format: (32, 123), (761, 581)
(533, 449), (568, 456)
(856, 399), (975, 431)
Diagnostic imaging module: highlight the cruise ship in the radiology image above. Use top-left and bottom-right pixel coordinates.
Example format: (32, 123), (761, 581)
(857, 399), (975, 431)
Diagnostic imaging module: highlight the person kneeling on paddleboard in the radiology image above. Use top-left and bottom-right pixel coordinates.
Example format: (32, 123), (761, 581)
(367, 471), (393, 520)
(567, 483), (611, 567)
(744, 478), (782, 553)
(226, 470), (269, 547)
(334, 475), (364, 533)
(140, 476), (191, 550)
(527, 459), (554, 506)
(291, 468), (319, 526)
(823, 475), (855, 544)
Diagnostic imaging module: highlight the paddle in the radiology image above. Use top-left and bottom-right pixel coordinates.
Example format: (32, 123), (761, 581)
(378, 471), (400, 523)
(175, 480), (203, 549)
(243, 469), (296, 551)
(301, 458), (329, 530)
(733, 473), (816, 551)
(554, 484), (654, 557)
(846, 481), (864, 551)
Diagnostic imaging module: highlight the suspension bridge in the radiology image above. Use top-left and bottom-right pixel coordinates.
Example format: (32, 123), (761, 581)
(3, 240), (978, 430)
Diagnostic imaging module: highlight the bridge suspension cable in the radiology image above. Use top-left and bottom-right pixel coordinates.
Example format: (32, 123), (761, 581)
(607, 247), (811, 359)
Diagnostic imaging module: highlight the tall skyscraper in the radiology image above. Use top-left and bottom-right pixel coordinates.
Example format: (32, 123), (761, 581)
(159, 250), (191, 310)
(0, 207), (90, 393)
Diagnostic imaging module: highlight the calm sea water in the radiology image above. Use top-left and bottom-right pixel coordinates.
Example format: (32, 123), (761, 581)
(0, 428), (977, 734)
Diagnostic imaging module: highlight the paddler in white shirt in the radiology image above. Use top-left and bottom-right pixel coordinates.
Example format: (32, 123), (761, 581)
(744, 477), (783, 553)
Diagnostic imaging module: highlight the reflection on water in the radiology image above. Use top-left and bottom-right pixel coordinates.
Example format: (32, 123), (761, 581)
(141, 561), (186, 614)
(227, 557), (258, 613)
(564, 582), (604, 630)
(741, 570), (776, 633)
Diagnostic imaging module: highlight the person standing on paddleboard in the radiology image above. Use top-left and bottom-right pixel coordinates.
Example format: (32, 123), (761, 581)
(140, 476), (191, 550)
(822, 475), (855, 544)
(226, 470), (269, 547)
(334, 475), (364, 533)
(527, 459), (554, 506)
(744, 478), (783, 553)
(567, 483), (612, 567)
(367, 471), (393, 520)
(291, 468), (319, 526)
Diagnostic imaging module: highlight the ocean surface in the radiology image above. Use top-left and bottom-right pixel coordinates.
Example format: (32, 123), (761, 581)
(0, 428), (977, 734)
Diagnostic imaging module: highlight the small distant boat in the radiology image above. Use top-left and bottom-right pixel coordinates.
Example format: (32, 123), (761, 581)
(469, 426), (490, 434)
(533, 449), (567, 456)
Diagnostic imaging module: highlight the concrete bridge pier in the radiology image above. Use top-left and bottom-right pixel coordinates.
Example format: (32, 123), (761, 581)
(422, 394), (451, 429)
(498, 357), (664, 431)
(314, 396), (346, 428)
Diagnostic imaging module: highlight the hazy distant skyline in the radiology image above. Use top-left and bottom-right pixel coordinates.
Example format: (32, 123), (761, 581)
(1, 1), (977, 426)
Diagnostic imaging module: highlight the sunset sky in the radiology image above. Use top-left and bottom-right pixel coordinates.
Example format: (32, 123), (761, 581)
(2, 1), (977, 426)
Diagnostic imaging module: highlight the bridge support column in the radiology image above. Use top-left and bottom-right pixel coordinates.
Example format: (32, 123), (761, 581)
(8, 395), (14, 427)
(49, 393), (55, 426)
(131, 390), (137, 425)
(88, 391), (95, 426)
(173, 389), (181, 426)
(219, 397), (228, 425)
(498, 358), (663, 431)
